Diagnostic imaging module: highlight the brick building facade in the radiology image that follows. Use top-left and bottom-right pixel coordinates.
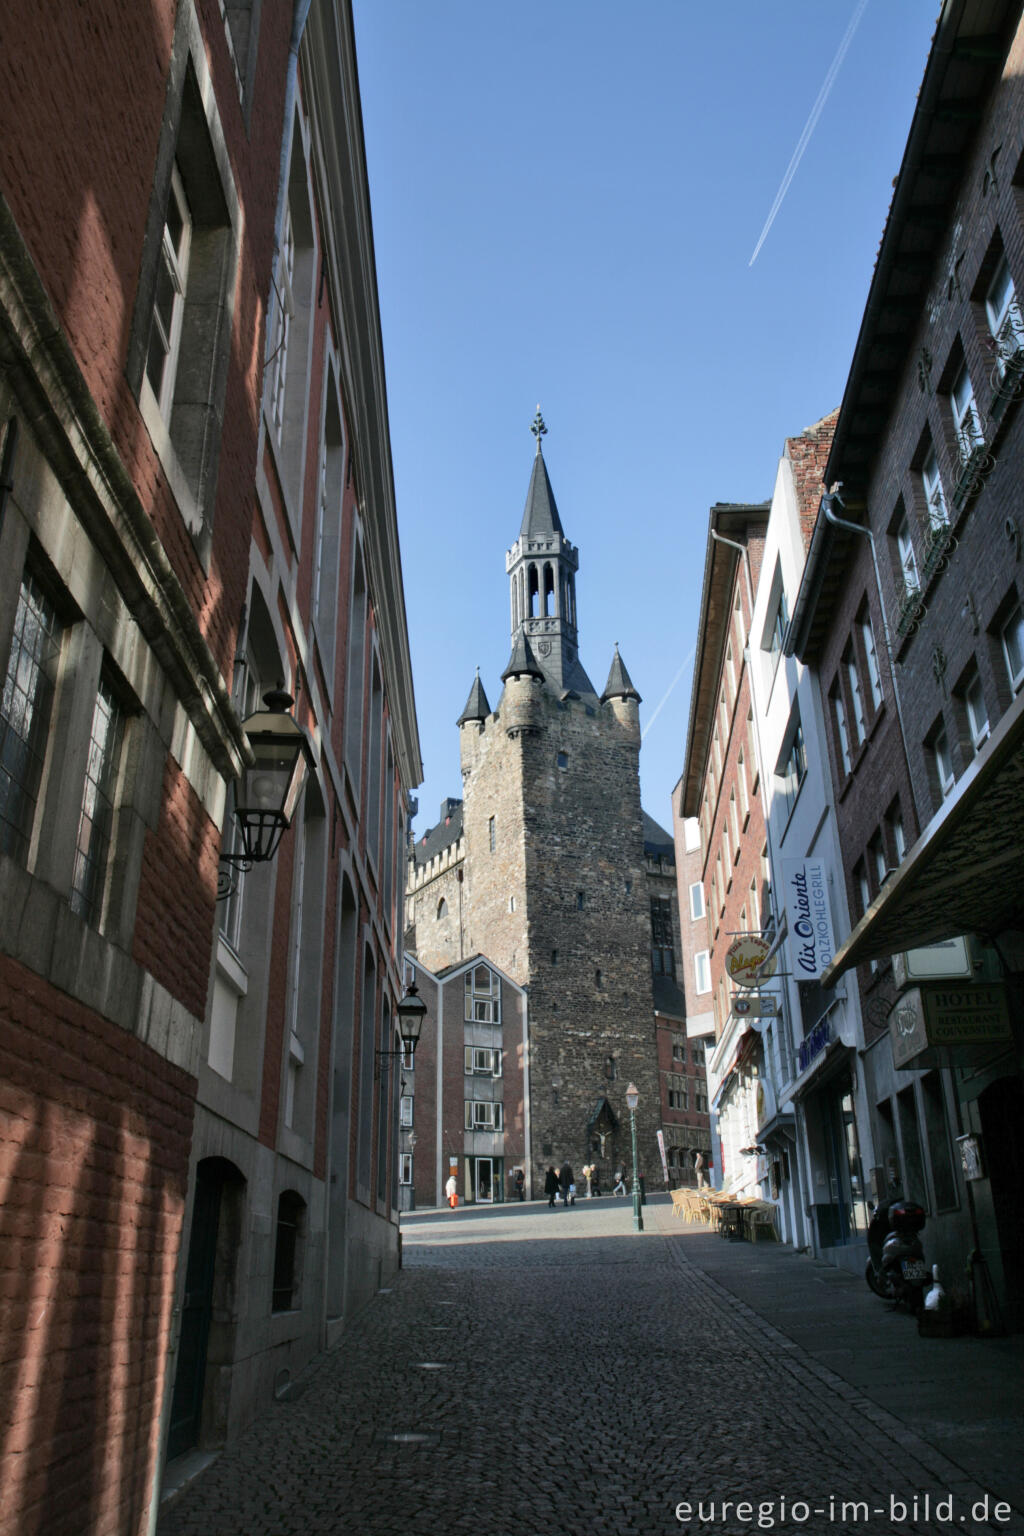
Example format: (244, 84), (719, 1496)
(0, 3), (420, 1530)
(406, 424), (687, 1197)
(786, 0), (1024, 1324)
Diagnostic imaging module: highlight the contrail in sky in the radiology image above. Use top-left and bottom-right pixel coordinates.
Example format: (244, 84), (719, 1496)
(641, 645), (695, 742)
(749, 0), (870, 267)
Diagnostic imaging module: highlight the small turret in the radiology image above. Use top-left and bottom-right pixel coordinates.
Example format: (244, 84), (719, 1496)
(601, 644), (642, 739)
(457, 668), (491, 726)
(500, 631), (544, 738)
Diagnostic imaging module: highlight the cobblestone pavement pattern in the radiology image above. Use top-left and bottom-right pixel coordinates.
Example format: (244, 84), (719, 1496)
(159, 1195), (1024, 1536)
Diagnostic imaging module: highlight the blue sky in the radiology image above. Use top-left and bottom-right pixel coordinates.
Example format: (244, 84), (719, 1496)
(352, 2), (939, 839)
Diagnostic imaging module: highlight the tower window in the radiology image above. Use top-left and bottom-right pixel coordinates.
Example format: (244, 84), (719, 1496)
(556, 751), (568, 769)
(551, 948), (558, 965)
(576, 891), (585, 910)
(595, 968), (602, 988)
(651, 896), (676, 977)
(488, 815), (496, 852)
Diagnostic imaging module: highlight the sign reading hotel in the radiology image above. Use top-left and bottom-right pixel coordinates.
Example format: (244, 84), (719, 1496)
(783, 858), (836, 980)
(725, 935), (776, 988)
(890, 983), (1012, 1070)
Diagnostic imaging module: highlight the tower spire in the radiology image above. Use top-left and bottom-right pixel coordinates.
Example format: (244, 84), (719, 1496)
(530, 407), (547, 456)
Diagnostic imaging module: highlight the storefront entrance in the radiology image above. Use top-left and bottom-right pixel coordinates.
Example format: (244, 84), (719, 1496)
(473, 1157), (495, 1202)
(817, 1072), (869, 1249)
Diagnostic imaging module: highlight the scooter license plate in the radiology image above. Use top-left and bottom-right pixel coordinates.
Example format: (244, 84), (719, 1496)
(901, 1259), (929, 1282)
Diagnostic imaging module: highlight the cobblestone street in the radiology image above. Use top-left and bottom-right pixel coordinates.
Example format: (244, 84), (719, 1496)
(158, 1196), (1024, 1536)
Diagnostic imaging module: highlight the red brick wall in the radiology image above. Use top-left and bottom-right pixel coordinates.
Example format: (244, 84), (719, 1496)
(0, 955), (195, 1536)
(0, 0), (292, 684)
(132, 756), (219, 1022)
(786, 410), (839, 551)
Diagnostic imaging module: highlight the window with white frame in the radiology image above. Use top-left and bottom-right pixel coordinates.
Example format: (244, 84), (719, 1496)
(930, 724), (955, 802)
(845, 648), (866, 747)
(0, 570), (64, 864)
(951, 361), (983, 464)
(268, 203), (294, 443)
(1001, 604), (1024, 693)
(724, 640), (736, 704)
(70, 674), (125, 926)
(131, 41), (240, 536)
(986, 254), (1024, 375)
(694, 950), (711, 994)
(891, 810), (907, 862)
(400, 1095), (413, 1128)
(737, 749), (749, 822)
(831, 682), (852, 774)
(728, 791), (740, 854)
(464, 1046), (502, 1076)
(464, 964), (500, 1023)
(859, 611), (883, 709)
(921, 447), (948, 527)
(488, 815), (496, 852)
(895, 512), (919, 594)
(465, 1100), (503, 1130)
(962, 668), (990, 755)
(399, 1152), (413, 1185)
(689, 881), (705, 921)
(762, 566), (789, 670)
(775, 712), (807, 822)
(145, 165), (192, 423)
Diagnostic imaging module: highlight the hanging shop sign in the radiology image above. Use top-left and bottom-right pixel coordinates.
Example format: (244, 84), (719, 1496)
(783, 858), (836, 980)
(726, 935), (776, 987)
(655, 1129), (669, 1184)
(889, 983), (1012, 1070)
(732, 994), (778, 1018)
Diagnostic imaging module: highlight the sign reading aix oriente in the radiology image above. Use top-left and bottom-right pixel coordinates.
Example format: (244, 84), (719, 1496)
(889, 982), (1011, 1070)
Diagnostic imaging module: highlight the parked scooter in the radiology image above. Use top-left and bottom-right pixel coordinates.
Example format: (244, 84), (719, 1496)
(865, 1195), (930, 1311)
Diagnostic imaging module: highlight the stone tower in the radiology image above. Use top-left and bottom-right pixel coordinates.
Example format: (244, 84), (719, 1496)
(409, 415), (663, 1185)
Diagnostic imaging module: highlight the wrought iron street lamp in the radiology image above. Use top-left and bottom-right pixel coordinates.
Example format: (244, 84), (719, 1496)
(625, 1081), (644, 1232)
(376, 983), (427, 1079)
(218, 688), (316, 898)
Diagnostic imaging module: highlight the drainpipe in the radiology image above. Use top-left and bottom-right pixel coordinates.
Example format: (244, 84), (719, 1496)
(821, 489), (911, 775)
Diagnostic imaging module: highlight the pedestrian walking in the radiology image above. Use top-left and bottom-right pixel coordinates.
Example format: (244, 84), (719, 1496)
(544, 1165), (560, 1208)
(583, 1163), (593, 1198)
(558, 1161), (574, 1209)
(445, 1173), (458, 1209)
(591, 1166), (602, 1197)
(694, 1151), (708, 1189)
(613, 1166), (627, 1196)
(514, 1168), (525, 1201)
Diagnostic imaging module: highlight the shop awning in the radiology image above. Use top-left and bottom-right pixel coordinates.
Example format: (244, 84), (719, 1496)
(822, 688), (1024, 984)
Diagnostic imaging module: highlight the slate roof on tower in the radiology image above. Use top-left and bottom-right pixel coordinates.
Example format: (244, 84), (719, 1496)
(457, 668), (491, 725)
(519, 442), (564, 538)
(501, 629), (545, 682)
(413, 801), (464, 865)
(601, 645), (641, 704)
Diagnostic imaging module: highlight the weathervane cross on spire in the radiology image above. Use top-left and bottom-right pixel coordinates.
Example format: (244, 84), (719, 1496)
(530, 406), (547, 454)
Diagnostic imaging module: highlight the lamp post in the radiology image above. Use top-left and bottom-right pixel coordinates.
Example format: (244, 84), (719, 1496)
(377, 982), (427, 1077)
(625, 1081), (643, 1232)
(218, 688), (316, 899)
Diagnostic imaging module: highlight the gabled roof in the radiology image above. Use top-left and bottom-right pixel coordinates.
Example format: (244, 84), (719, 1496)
(501, 629), (544, 681)
(601, 644), (641, 704)
(457, 668), (491, 725)
(519, 447), (563, 538)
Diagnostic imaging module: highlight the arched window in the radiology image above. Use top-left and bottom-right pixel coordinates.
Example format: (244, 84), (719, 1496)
(437, 897), (447, 919)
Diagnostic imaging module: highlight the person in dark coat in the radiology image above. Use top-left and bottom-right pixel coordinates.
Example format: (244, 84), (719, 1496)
(544, 1166), (560, 1207)
(559, 1161), (574, 1208)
